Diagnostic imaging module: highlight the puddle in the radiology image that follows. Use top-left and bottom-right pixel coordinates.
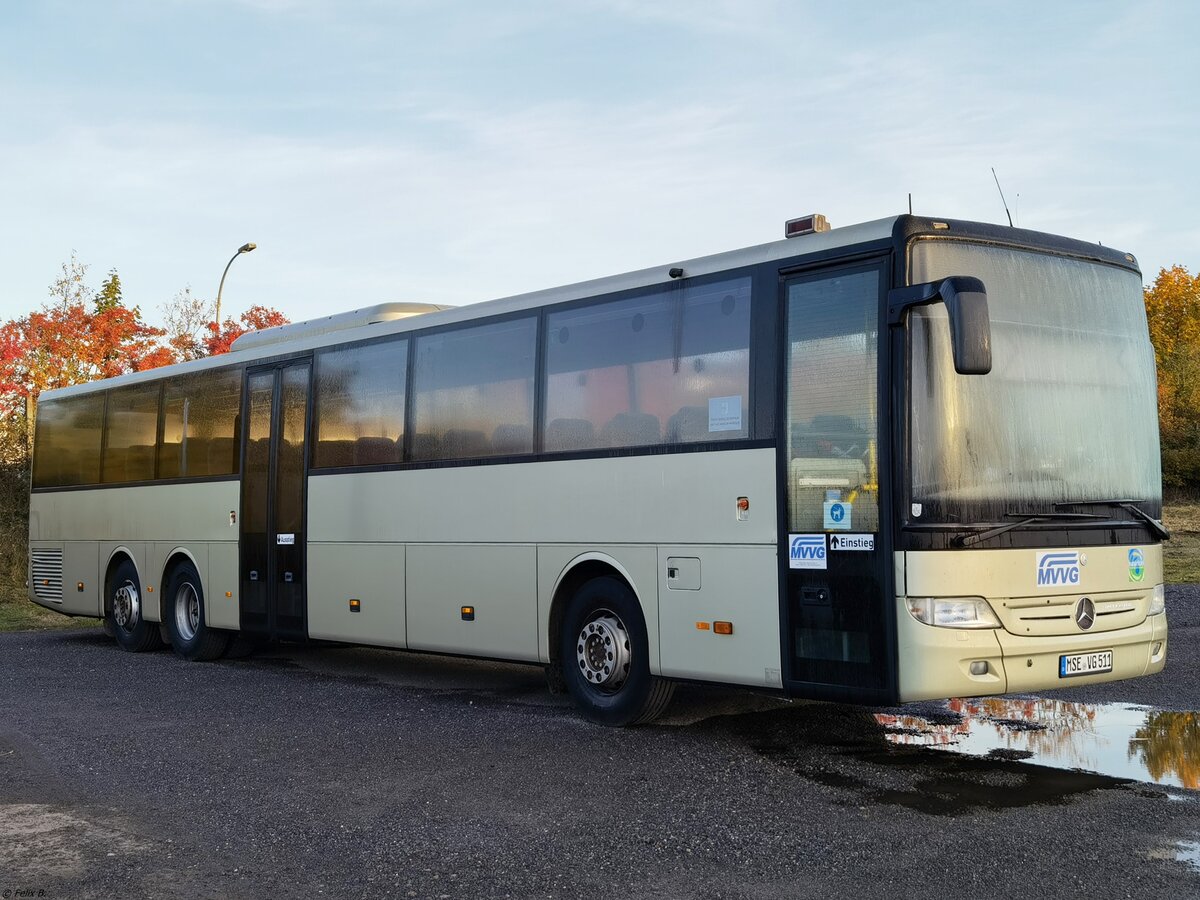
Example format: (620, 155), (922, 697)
(877, 698), (1200, 790)
(709, 703), (1131, 815)
(1177, 840), (1200, 872)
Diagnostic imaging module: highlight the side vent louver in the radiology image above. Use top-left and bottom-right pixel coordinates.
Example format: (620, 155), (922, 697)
(31, 547), (64, 603)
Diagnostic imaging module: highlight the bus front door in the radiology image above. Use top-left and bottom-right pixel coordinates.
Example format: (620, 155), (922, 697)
(240, 360), (311, 640)
(781, 260), (894, 702)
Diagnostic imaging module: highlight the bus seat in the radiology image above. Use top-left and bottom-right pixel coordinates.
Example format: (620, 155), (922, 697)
(182, 439), (210, 476)
(545, 418), (595, 452)
(207, 437), (236, 475)
(354, 436), (399, 466)
(601, 412), (660, 448)
(411, 433), (441, 460)
(317, 439), (355, 468)
(158, 444), (181, 479)
(127, 445), (156, 481)
(491, 424), (532, 455)
(443, 429), (489, 459)
(667, 406), (708, 443)
(102, 454), (127, 484)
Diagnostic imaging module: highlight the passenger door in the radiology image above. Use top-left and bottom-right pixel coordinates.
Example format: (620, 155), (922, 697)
(781, 259), (893, 699)
(240, 360), (311, 639)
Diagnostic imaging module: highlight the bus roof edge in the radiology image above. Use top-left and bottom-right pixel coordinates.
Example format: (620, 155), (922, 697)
(229, 302), (455, 353)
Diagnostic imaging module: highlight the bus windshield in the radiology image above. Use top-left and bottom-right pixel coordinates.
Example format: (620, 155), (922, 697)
(906, 241), (1162, 525)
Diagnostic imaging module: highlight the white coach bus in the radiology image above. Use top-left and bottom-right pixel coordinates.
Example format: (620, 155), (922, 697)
(27, 214), (1168, 725)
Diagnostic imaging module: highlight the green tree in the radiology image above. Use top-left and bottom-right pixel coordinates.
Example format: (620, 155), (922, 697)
(93, 269), (123, 312)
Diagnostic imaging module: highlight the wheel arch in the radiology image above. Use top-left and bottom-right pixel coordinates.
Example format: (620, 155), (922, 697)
(546, 553), (649, 670)
(102, 547), (141, 618)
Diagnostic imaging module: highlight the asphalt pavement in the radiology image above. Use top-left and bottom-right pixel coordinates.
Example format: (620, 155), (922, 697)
(1, 587), (1198, 899)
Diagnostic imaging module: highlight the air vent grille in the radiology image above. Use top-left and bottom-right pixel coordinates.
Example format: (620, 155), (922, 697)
(31, 547), (63, 603)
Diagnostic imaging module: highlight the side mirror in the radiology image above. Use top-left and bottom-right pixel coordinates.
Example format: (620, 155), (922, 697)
(888, 276), (992, 375)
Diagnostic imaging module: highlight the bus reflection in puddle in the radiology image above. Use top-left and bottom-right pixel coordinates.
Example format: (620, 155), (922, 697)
(876, 698), (1200, 791)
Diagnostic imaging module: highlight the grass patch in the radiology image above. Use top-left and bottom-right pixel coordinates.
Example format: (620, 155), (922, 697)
(0, 600), (100, 632)
(1164, 503), (1200, 585)
(0, 584), (101, 633)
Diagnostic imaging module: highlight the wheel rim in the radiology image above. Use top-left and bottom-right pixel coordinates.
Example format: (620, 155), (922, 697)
(112, 581), (140, 633)
(575, 609), (632, 693)
(175, 582), (201, 642)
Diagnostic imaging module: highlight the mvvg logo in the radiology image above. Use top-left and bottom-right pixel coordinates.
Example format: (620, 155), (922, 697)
(789, 534), (827, 570)
(1036, 551), (1081, 588)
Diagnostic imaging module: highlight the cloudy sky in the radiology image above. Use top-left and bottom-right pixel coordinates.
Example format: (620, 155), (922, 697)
(1, 0), (1196, 326)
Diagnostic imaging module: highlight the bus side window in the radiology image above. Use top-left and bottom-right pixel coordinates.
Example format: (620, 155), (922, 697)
(102, 382), (159, 483)
(32, 395), (103, 488)
(411, 318), (537, 462)
(159, 368), (243, 479)
(543, 276), (752, 452)
(313, 339), (407, 469)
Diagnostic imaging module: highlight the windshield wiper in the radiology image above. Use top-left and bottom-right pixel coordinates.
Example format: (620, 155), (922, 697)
(953, 511), (1106, 548)
(1054, 498), (1171, 540)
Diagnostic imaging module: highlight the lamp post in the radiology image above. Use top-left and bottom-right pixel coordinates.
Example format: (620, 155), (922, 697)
(214, 242), (257, 332)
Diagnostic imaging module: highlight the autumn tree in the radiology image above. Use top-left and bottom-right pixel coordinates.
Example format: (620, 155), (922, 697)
(205, 304), (289, 355)
(0, 256), (173, 449)
(1144, 265), (1200, 489)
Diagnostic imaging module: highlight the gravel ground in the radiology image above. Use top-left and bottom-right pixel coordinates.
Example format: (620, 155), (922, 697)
(1, 587), (1197, 899)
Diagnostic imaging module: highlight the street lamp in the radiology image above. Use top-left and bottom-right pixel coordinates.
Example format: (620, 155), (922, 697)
(214, 242), (257, 331)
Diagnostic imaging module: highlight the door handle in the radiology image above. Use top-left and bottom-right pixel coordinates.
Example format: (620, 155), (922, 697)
(249, 570), (259, 582)
(284, 571), (294, 584)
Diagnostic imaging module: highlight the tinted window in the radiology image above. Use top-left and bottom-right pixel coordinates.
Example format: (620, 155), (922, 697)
(159, 368), (242, 478)
(313, 339), (407, 468)
(544, 276), (752, 451)
(785, 268), (880, 533)
(32, 393), (104, 488)
(102, 382), (160, 483)
(412, 318), (537, 460)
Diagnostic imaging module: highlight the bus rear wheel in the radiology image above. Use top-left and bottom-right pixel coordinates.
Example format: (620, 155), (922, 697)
(560, 576), (674, 726)
(106, 558), (163, 653)
(163, 560), (231, 661)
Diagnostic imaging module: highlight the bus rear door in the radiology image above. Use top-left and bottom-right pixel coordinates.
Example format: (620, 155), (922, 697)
(240, 360), (311, 640)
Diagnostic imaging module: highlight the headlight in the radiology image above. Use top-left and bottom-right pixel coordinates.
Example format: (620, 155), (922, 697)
(906, 596), (1001, 629)
(1149, 584), (1165, 616)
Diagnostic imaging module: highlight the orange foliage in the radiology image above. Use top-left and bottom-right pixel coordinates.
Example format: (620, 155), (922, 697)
(0, 300), (171, 416)
(204, 304), (290, 356)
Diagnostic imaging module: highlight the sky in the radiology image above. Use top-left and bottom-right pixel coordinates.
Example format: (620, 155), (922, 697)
(1, 0), (1197, 328)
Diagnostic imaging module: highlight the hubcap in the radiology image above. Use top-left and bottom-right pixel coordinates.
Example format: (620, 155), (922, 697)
(575, 610), (632, 693)
(112, 582), (140, 632)
(175, 582), (201, 642)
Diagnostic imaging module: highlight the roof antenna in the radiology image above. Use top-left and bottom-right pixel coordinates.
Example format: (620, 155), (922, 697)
(991, 167), (1014, 227)
(908, 192), (912, 215)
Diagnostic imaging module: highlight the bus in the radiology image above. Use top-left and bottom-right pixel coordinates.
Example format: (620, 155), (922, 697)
(26, 213), (1168, 725)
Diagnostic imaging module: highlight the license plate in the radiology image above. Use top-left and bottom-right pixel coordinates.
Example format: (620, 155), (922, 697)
(1059, 649), (1113, 677)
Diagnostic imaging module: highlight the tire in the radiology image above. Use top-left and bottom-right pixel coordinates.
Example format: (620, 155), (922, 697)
(163, 560), (231, 661)
(105, 558), (163, 652)
(559, 576), (675, 726)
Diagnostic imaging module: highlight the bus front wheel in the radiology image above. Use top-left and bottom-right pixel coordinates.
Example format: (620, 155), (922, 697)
(106, 558), (163, 653)
(163, 560), (231, 661)
(559, 576), (674, 726)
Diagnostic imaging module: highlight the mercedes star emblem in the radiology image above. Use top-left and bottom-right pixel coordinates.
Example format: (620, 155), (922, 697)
(1075, 597), (1096, 631)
